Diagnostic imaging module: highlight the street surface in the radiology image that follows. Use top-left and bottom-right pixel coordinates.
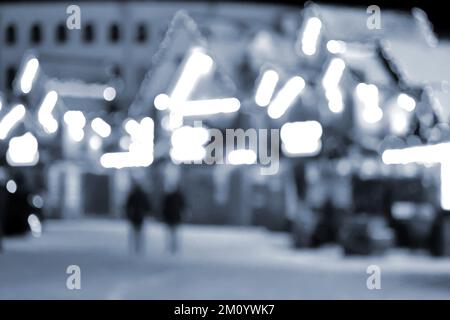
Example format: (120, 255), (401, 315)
(1, 219), (450, 299)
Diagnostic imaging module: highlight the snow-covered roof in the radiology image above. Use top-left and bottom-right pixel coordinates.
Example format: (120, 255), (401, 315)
(382, 39), (450, 87)
(307, 3), (434, 44)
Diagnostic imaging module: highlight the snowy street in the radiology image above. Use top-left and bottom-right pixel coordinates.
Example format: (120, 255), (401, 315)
(1, 219), (450, 299)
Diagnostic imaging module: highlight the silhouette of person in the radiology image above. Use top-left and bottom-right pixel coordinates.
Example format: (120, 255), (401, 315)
(162, 186), (185, 254)
(125, 183), (151, 255)
(0, 170), (8, 253)
(4, 172), (32, 236)
(0, 175), (6, 253)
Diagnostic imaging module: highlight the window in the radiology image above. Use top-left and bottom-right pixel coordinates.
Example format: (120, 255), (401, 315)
(6, 66), (17, 91)
(111, 65), (122, 77)
(136, 23), (148, 43)
(55, 23), (67, 43)
(107, 103), (119, 113)
(109, 23), (120, 43)
(30, 23), (42, 44)
(5, 24), (16, 45)
(83, 23), (94, 43)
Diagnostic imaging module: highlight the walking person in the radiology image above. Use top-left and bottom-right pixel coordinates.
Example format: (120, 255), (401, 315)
(0, 169), (8, 253)
(4, 173), (32, 236)
(162, 185), (185, 254)
(0, 181), (5, 253)
(125, 182), (151, 255)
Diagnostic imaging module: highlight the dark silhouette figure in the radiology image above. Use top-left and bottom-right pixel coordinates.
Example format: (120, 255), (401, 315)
(0, 181), (5, 253)
(162, 187), (185, 254)
(312, 198), (337, 246)
(125, 184), (150, 254)
(4, 173), (32, 236)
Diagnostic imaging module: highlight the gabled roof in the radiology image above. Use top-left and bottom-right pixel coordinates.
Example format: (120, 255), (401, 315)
(381, 39), (450, 87)
(306, 2), (435, 44)
(129, 10), (237, 117)
(34, 53), (114, 84)
(340, 43), (397, 87)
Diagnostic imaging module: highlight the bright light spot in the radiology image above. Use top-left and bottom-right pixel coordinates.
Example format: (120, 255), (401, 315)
(128, 117), (154, 155)
(100, 151), (153, 169)
(174, 98), (241, 116)
(382, 143), (450, 211)
(170, 48), (214, 103)
(160, 115), (170, 131)
(170, 125), (209, 163)
(336, 159), (352, 176)
(6, 180), (17, 194)
(164, 95), (240, 131)
(91, 117), (111, 138)
(101, 117), (154, 169)
(390, 108), (409, 135)
(381, 142), (450, 165)
(282, 139), (322, 157)
(168, 112), (183, 131)
(20, 57), (39, 94)
(89, 136), (102, 151)
(280, 121), (323, 140)
(64, 111), (86, 142)
(170, 146), (206, 163)
(356, 83), (379, 103)
(124, 118), (140, 136)
(0, 104), (26, 140)
(441, 162), (450, 210)
(228, 149), (257, 165)
(27, 214), (42, 238)
(6, 132), (39, 166)
(268, 76), (305, 119)
(154, 93), (171, 111)
(119, 136), (131, 150)
(326, 88), (344, 113)
(301, 17), (322, 56)
(255, 70), (279, 107)
(360, 159), (379, 177)
(322, 58), (346, 113)
(363, 107), (383, 124)
(47, 79), (113, 100)
(322, 58), (346, 90)
(171, 126), (210, 146)
(69, 128), (84, 142)
(64, 111), (86, 128)
(32, 195), (44, 209)
(397, 93), (416, 112)
(391, 202), (416, 220)
(103, 86), (116, 101)
(281, 121), (323, 156)
(165, 48), (216, 130)
(357, 83), (383, 124)
(326, 40), (346, 54)
(38, 91), (58, 134)
(356, 83), (366, 98)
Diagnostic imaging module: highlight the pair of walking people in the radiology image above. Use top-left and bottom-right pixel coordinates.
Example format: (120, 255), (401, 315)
(125, 183), (185, 255)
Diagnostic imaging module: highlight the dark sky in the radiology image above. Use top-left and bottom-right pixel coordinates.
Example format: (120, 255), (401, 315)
(255, 0), (449, 37)
(1, 0), (448, 36)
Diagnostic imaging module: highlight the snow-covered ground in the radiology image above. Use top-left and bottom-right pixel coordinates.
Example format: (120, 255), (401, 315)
(1, 219), (450, 299)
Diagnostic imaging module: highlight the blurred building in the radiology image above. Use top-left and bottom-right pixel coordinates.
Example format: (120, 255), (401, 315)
(1, 1), (450, 257)
(0, 1), (296, 104)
